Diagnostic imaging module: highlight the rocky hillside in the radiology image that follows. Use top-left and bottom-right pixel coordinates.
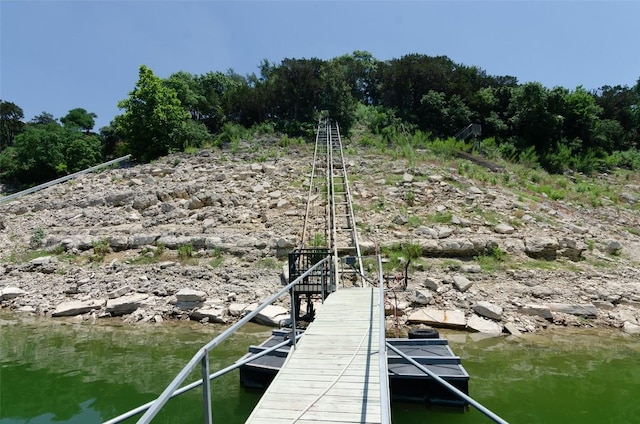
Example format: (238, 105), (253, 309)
(1, 141), (640, 335)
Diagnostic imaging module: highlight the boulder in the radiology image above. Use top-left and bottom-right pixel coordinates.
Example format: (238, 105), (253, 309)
(603, 239), (622, 255)
(407, 308), (466, 329)
(176, 288), (207, 302)
(228, 303), (249, 317)
(524, 237), (559, 260)
(623, 321), (640, 334)
(106, 293), (149, 316)
(246, 304), (289, 326)
(473, 301), (503, 320)
(494, 223), (515, 234)
(467, 314), (502, 334)
(52, 299), (104, 317)
(452, 275), (473, 292)
(519, 304), (553, 320)
(107, 285), (132, 299)
(191, 307), (227, 324)
(422, 278), (439, 291)
(410, 289), (433, 305)
(132, 194), (158, 211)
(547, 303), (597, 317)
(0, 287), (26, 300)
(504, 323), (523, 337)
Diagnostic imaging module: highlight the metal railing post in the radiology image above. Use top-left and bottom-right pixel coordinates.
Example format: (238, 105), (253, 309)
(201, 351), (212, 424)
(290, 286), (297, 350)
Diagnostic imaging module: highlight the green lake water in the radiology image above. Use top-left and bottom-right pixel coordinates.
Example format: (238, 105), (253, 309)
(1, 312), (639, 424)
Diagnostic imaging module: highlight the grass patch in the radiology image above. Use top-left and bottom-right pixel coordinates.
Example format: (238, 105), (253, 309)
(255, 257), (280, 269)
(427, 211), (452, 224)
(407, 216), (422, 228)
(475, 246), (508, 273)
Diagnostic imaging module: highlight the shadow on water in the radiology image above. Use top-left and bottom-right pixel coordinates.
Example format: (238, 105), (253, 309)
(2, 312), (639, 424)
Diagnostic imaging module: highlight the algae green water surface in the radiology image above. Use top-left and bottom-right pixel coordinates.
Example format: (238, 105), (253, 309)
(1, 314), (639, 424)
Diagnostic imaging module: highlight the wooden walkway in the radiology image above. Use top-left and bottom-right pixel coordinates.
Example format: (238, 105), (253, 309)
(245, 287), (385, 424)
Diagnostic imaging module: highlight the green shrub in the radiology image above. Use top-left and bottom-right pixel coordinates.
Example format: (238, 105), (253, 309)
(178, 243), (193, 259)
(29, 227), (46, 249)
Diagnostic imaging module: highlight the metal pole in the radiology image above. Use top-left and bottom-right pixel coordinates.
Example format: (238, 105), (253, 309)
(0, 155), (131, 204)
(385, 343), (509, 424)
(290, 287), (297, 350)
(201, 351), (212, 424)
(377, 255), (391, 424)
(104, 335), (301, 424)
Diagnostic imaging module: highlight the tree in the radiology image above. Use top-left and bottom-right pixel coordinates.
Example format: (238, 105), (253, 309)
(0, 100), (24, 150)
(61, 108), (97, 133)
(116, 65), (191, 161)
(30, 112), (57, 126)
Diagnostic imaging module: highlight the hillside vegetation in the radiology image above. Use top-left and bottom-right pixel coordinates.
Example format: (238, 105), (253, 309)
(1, 52), (639, 187)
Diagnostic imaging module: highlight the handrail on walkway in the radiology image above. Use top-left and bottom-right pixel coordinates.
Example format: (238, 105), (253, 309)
(105, 255), (332, 424)
(377, 254), (391, 424)
(0, 155), (132, 205)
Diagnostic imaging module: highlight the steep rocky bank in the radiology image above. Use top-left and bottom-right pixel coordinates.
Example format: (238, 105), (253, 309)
(1, 142), (640, 335)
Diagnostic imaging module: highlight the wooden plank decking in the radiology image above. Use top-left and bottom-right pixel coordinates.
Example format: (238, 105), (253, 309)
(245, 287), (384, 424)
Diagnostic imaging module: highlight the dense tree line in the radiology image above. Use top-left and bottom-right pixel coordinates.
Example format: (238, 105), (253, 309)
(1, 51), (639, 186)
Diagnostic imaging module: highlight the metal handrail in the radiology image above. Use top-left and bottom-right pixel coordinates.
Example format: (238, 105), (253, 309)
(385, 342), (509, 424)
(377, 254), (391, 423)
(103, 334), (302, 424)
(0, 155), (132, 204)
(121, 255), (332, 424)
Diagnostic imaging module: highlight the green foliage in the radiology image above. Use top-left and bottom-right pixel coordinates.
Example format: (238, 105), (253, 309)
(91, 239), (110, 262)
(311, 233), (326, 247)
(178, 243), (194, 259)
(428, 211), (452, 224)
(0, 122), (103, 184)
(61, 108), (97, 132)
(0, 100), (25, 150)
(116, 65), (191, 162)
(29, 227), (46, 249)
(381, 242), (422, 271)
(255, 257), (279, 269)
(405, 189), (415, 206)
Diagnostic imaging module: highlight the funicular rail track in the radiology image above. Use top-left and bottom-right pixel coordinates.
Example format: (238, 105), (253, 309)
(299, 118), (365, 290)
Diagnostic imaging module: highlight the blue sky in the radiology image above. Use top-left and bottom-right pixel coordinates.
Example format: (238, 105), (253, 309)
(1, 1), (639, 130)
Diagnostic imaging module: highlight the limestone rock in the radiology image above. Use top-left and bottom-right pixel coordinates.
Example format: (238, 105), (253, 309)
(176, 288), (207, 302)
(603, 239), (622, 255)
(422, 278), (439, 291)
(0, 287), (26, 300)
(504, 323), (522, 337)
(52, 299), (104, 317)
(407, 308), (466, 329)
(410, 289), (433, 305)
(474, 301), (503, 320)
(519, 304), (553, 320)
(467, 314), (502, 334)
(524, 237), (559, 260)
(623, 321), (640, 334)
(547, 303), (597, 317)
(246, 304), (289, 326)
(452, 275), (473, 292)
(107, 285), (132, 299)
(228, 303), (249, 317)
(106, 293), (149, 316)
(494, 223), (515, 234)
(191, 307), (227, 324)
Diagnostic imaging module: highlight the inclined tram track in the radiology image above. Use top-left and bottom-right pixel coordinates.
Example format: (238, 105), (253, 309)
(300, 118), (365, 288)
